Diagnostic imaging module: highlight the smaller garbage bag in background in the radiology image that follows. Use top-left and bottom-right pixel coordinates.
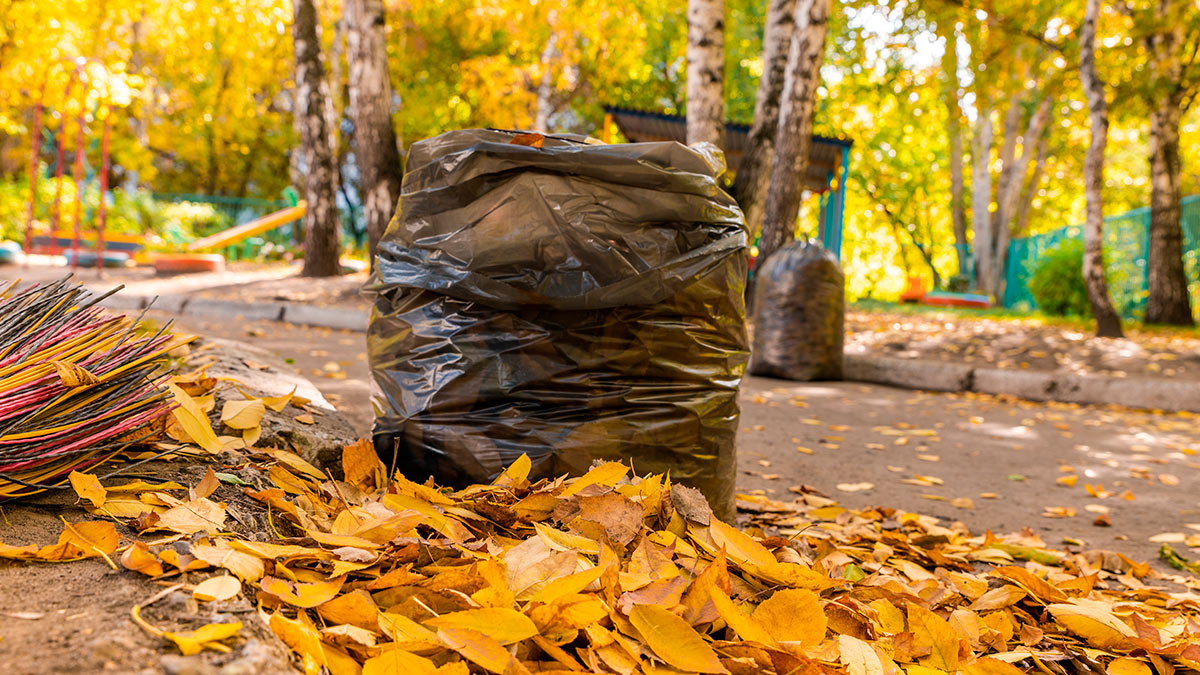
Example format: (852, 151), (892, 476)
(749, 239), (844, 380)
(366, 129), (749, 518)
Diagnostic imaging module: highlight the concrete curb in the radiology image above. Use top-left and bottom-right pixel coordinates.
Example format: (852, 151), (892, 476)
(846, 354), (1200, 413)
(98, 292), (368, 333)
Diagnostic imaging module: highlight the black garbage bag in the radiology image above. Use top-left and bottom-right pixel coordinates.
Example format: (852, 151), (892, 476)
(365, 129), (749, 517)
(749, 239), (844, 380)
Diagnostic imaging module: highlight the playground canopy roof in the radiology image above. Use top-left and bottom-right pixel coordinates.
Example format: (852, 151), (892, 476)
(603, 107), (852, 192)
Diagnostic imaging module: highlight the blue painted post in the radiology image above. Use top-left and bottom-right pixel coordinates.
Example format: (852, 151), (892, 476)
(826, 145), (850, 259)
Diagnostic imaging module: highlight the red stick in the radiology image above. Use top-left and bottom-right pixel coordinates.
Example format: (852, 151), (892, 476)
(23, 97), (44, 262)
(96, 108), (112, 279)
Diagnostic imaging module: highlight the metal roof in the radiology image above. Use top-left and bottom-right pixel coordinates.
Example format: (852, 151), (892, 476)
(604, 107), (851, 192)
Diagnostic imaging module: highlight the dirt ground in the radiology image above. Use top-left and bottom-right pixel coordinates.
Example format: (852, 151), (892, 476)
(847, 307), (1200, 380)
(168, 314), (1200, 571)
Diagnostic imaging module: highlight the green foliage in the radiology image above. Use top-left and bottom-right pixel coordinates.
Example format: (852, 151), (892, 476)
(1028, 239), (1091, 317)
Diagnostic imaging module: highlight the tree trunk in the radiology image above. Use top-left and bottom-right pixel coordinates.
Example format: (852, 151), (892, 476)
(939, 20), (969, 279)
(990, 96), (1051, 297)
(292, 0), (342, 277)
(1014, 132), (1048, 235)
(1079, 0), (1123, 337)
(970, 107), (993, 294)
(686, 0), (725, 148)
(1145, 99), (1192, 324)
(756, 0), (830, 266)
(731, 0), (796, 235)
(346, 0), (403, 266)
(533, 32), (559, 133)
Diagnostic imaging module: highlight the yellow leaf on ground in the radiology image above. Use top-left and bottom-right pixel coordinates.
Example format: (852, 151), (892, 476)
(269, 612), (325, 675)
(704, 577), (778, 647)
(68, 471), (106, 508)
(38, 520), (119, 560)
(1047, 600), (1136, 650)
(628, 604), (728, 674)
(260, 575), (346, 608)
(426, 608), (538, 645)
(1107, 657), (1152, 675)
(437, 626), (524, 674)
(155, 498), (226, 534)
(839, 634), (885, 675)
(193, 575), (241, 602)
(908, 602), (962, 671)
(964, 658), (1027, 675)
(221, 398), (265, 430)
(342, 438), (384, 490)
(561, 461), (628, 497)
(121, 542), (164, 577)
(165, 621), (241, 655)
(262, 386), (296, 412)
(709, 518), (777, 567)
(362, 647), (437, 675)
(753, 588), (827, 645)
(166, 382), (223, 453)
(190, 542), (266, 581)
(192, 467), (219, 500)
(494, 453), (531, 487)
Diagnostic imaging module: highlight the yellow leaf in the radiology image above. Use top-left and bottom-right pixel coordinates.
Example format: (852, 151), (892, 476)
(362, 647), (437, 675)
(38, 520), (119, 560)
(494, 453), (531, 487)
(425, 608), (538, 645)
(166, 621), (241, 655)
(1047, 600), (1136, 650)
(628, 604), (728, 674)
(708, 518), (777, 567)
(838, 634), (885, 675)
(269, 612), (325, 675)
(192, 467), (219, 500)
(166, 382), (223, 453)
(752, 588), (827, 645)
(316, 591), (380, 632)
(704, 577), (778, 647)
(155, 498), (226, 534)
(907, 603), (961, 671)
(529, 565), (606, 604)
(342, 438), (384, 490)
(437, 626), (522, 674)
(220, 398), (265, 430)
(69, 471), (106, 508)
(561, 461), (628, 497)
(193, 575), (241, 602)
(260, 575), (346, 608)
(1106, 657), (1152, 675)
(50, 360), (99, 387)
(262, 386), (296, 412)
(191, 542), (266, 581)
(121, 542), (164, 577)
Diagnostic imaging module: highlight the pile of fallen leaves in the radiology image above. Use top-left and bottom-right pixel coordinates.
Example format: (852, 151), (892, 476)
(5, 406), (1200, 675)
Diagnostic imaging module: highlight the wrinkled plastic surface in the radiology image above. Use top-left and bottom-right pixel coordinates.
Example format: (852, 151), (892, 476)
(749, 239), (844, 380)
(366, 129), (749, 517)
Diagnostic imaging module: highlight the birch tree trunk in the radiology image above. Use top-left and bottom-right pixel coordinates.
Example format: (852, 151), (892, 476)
(731, 0), (796, 234)
(533, 32), (559, 133)
(939, 20), (969, 279)
(292, 0), (342, 277)
(970, 108), (994, 294)
(756, 0), (830, 267)
(1080, 0), (1123, 337)
(686, 0), (725, 148)
(346, 0), (404, 266)
(989, 96), (1051, 296)
(1145, 99), (1192, 324)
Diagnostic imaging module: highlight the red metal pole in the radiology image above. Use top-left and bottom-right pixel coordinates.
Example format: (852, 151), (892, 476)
(70, 74), (86, 273)
(49, 73), (76, 258)
(96, 108), (112, 279)
(23, 97), (44, 263)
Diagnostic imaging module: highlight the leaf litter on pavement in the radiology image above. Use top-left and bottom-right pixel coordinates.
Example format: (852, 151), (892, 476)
(3, 374), (1200, 672)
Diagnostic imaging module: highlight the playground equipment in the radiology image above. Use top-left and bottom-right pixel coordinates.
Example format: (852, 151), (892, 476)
(151, 253), (226, 274)
(185, 202), (306, 252)
(23, 57), (123, 277)
(900, 276), (992, 309)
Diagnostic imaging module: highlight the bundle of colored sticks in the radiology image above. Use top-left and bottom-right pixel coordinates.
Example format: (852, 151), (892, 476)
(0, 277), (189, 501)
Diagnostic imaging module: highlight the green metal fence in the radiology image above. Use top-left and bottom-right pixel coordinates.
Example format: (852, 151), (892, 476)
(1004, 195), (1200, 319)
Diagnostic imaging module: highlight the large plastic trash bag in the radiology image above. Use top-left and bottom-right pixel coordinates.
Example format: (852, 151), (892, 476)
(749, 239), (844, 380)
(365, 129), (750, 518)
